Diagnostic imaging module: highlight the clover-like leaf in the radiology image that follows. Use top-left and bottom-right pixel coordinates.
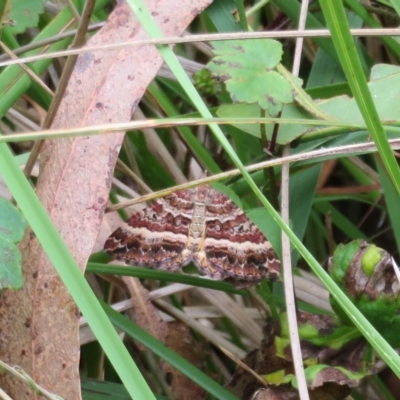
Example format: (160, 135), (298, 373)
(207, 39), (293, 116)
(4, 0), (44, 34)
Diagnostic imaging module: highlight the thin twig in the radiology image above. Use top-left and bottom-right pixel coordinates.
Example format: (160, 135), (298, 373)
(280, 1), (310, 398)
(1, 115), (374, 143)
(0, 23), (104, 62)
(116, 159), (153, 194)
(1, 27), (400, 68)
(0, 42), (54, 96)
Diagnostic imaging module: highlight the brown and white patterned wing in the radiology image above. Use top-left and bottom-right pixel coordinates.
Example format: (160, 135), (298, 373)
(198, 188), (280, 286)
(104, 190), (194, 271)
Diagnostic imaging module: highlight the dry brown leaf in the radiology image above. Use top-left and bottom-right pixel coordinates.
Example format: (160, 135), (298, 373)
(0, 0), (211, 398)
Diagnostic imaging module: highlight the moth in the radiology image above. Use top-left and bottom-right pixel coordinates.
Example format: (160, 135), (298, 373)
(104, 183), (280, 288)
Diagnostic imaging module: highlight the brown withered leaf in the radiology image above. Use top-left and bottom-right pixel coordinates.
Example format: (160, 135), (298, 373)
(0, 0), (211, 398)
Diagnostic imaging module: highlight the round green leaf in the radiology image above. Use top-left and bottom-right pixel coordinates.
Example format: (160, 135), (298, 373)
(207, 39), (293, 116)
(6, 0), (44, 34)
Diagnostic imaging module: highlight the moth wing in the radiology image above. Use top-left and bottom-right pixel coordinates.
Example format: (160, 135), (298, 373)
(104, 190), (193, 271)
(199, 189), (280, 286)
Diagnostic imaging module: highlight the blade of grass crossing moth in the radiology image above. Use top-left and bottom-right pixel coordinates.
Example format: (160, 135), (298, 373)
(127, 0), (400, 379)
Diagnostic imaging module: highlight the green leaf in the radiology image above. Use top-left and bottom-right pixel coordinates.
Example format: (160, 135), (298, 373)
(205, 0), (241, 33)
(280, 311), (360, 349)
(6, 0), (44, 34)
(0, 197), (27, 243)
(329, 240), (363, 283)
(0, 198), (27, 291)
(0, 240), (23, 290)
(207, 39), (293, 116)
(217, 63), (400, 146)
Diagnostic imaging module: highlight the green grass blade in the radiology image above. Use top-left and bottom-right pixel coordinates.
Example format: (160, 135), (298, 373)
(391, 0), (400, 16)
(87, 262), (247, 295)
(0, 145), (155, 399)
(206, 0), (241, 32)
